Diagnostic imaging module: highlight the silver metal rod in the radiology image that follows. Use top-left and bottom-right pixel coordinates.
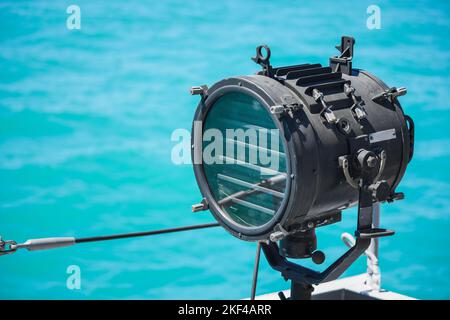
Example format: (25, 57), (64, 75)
(225, 138), (286, 159)
(2, 223), (221, 255)
(11, 237), (75, 251)
(218, 155), (286, 177)
(230, 198), (275, 216)
(217, 174), (284, 198)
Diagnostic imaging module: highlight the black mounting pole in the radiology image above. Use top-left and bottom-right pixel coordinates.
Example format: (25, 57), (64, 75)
(260, 236), (371, 300)
(261, 146), (400, 300)
(259, 156), (395, 300)
(290, 282), (314, 300)
(250, 241), (262, 300)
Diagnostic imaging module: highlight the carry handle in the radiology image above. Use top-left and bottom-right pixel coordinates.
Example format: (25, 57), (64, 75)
(405, 115), (414, 162)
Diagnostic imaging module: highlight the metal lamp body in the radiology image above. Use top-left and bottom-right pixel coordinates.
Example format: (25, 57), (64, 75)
(192, 61), (412, 242)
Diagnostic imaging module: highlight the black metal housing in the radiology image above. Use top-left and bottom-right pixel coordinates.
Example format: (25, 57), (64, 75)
(191, 37), (413, 242)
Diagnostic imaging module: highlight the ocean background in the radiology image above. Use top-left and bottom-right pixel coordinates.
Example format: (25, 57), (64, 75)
(0, 0), (449, 299)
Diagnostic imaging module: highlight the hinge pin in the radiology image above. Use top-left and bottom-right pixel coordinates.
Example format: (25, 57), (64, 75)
(191, 199), (209, 212)
(190, 85), (208, 97)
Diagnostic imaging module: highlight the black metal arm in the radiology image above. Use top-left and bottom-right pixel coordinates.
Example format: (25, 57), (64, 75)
(261, 237), (371, 286)
(260, 164), (395, 299)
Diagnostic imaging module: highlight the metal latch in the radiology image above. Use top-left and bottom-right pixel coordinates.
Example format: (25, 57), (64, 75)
(344, 83), (366, 120)
(269, 224), (290, 242)
(372, 87), (407, 103)
(270, 103), (301, 117)
(312, 89), (337, 124)
(270, 105), (285, 115)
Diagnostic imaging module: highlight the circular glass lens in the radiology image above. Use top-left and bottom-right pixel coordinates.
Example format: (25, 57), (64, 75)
(202, 92), (287, 228)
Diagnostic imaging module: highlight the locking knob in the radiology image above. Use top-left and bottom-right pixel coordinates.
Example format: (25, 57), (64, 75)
(368, 180), (390, 202)
(312, 250), (325, 265)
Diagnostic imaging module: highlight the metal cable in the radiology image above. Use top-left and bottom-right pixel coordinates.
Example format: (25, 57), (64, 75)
(75, 222), (220, 243)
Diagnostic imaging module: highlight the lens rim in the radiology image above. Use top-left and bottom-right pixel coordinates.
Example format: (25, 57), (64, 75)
(192, 77), (297, 240)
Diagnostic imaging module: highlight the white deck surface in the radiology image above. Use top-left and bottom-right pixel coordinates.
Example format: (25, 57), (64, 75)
(254, 274), (416, 300)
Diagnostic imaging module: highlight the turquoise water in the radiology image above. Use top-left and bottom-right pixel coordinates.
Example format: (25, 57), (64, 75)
(0, 0), (449, 299)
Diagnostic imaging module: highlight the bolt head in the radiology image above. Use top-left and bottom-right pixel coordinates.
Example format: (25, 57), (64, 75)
(366, 155), (378, 168)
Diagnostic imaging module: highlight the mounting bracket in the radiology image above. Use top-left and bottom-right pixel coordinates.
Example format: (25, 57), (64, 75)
(261, 146), (395, 300)
(330, 36), (355, 75)
(251, 45), (274, 78)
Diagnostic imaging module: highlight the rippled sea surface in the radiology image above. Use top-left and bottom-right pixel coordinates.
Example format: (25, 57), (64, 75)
(0, 0), (449, 299)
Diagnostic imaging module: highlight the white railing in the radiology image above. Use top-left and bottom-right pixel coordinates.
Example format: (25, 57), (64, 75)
(341, 202), (381, 291)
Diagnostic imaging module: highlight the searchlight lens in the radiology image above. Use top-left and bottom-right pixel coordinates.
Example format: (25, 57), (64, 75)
(202, 92), (287, 228)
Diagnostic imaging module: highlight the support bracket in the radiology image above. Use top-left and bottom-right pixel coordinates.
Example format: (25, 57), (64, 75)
(330, 36), (355, 75)
(251, 45), (274, 78)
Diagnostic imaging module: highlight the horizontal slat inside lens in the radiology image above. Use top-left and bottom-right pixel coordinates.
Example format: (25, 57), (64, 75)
(225, 139), (285, 160)
(217, 174), (284, 198)
(228, 198), (275, 216)
(211, 118), (268, 132)
(202, 91), (288, 228)
(218, 155), (286, 177)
